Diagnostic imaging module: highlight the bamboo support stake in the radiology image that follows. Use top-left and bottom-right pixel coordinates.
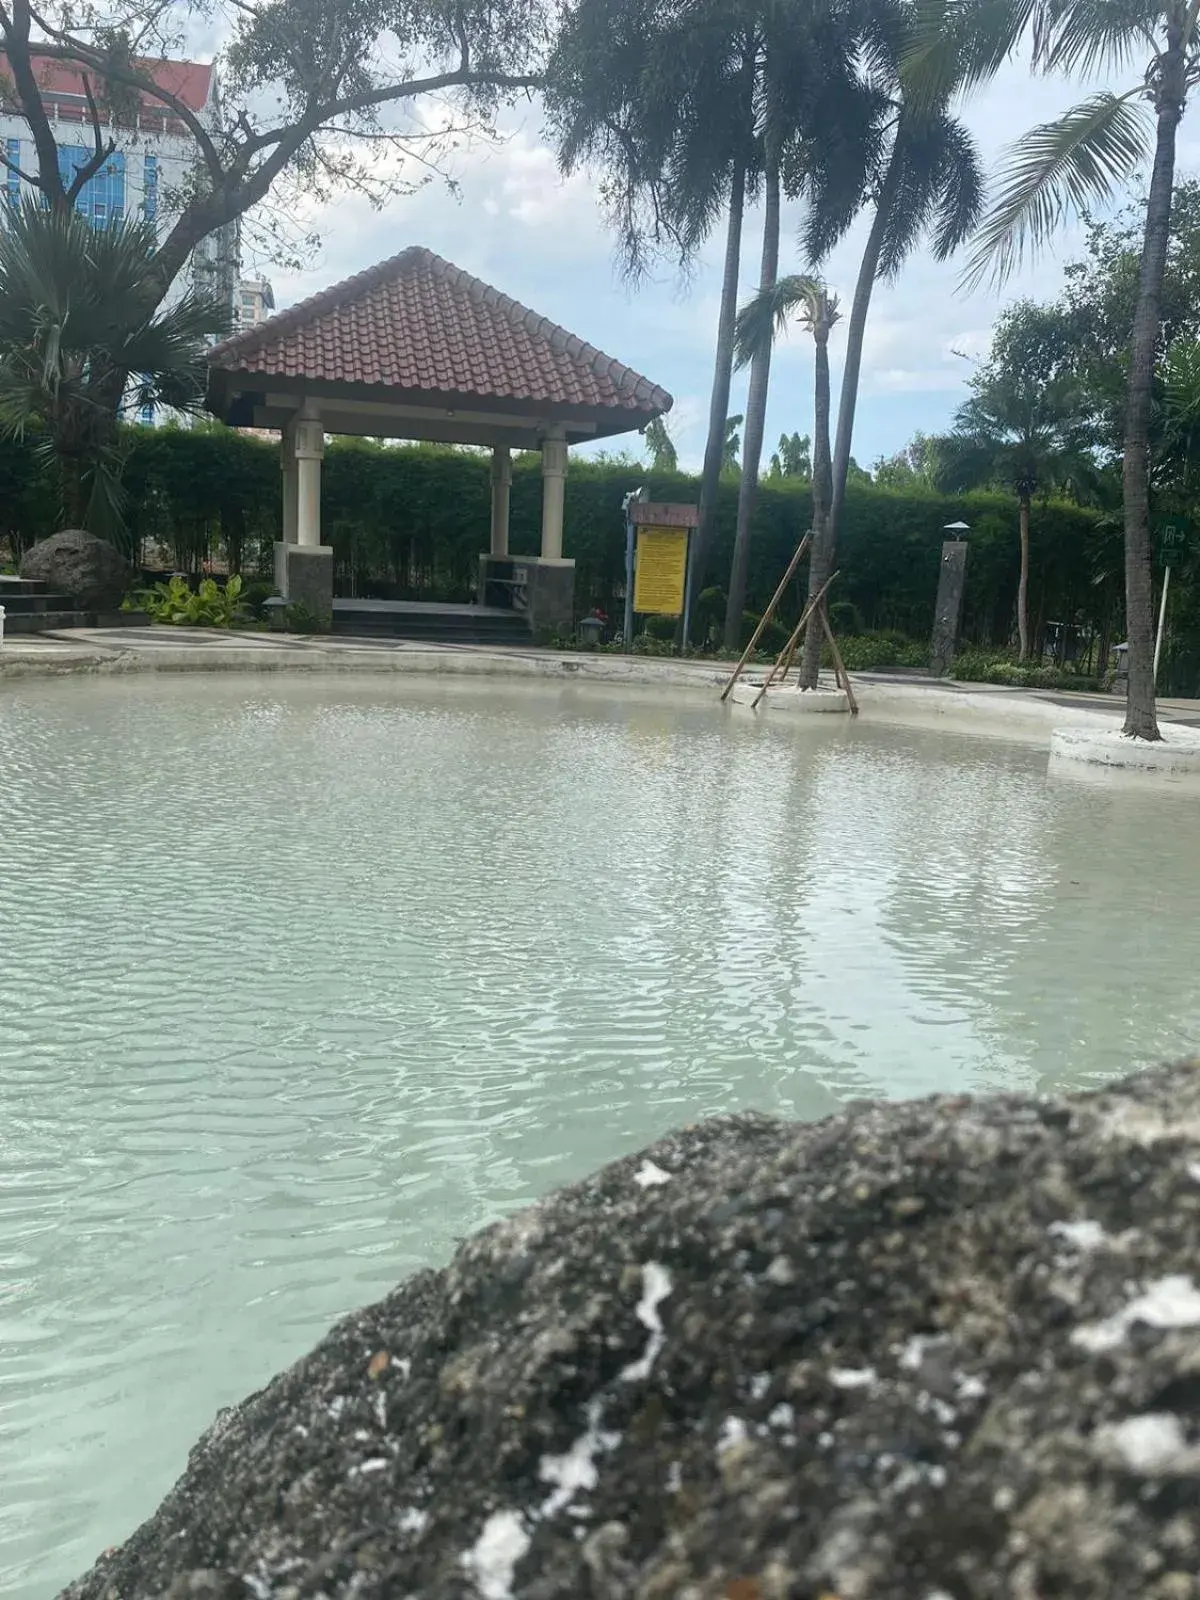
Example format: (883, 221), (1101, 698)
(820, 603), (859, 715)
(719, 532), (811, 701)
(750, 570), (839, 710)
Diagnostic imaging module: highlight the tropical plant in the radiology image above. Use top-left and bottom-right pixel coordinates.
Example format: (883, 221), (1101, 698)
(907, 0), (1200, 737)
(735, 274), (840, 686)
(723, 0), (882, 649)
(873, 429), (945, 487)
(135, 573), (247, 627)
(547, 0), (761, 640)
(793, 6), (985, 549)
(643, 416), (678, 472)
(940, 367), (1095, 657)
(0, 200), (228, 536)
(722, 414), (744, 474)
(768, 431), (812, 477)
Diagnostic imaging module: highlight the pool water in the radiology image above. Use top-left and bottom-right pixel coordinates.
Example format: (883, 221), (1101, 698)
(3, 674), (1199, 1597)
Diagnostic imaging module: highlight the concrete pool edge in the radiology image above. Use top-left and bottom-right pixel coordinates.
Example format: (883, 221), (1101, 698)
(3, 630), (1198, 745)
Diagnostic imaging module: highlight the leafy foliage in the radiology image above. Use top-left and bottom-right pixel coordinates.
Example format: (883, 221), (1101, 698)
(0, 202), (228, 536)
(135, 574), (247, 627)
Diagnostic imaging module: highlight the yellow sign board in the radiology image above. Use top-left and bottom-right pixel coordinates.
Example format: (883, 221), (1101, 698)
(633, 525), (689, 615)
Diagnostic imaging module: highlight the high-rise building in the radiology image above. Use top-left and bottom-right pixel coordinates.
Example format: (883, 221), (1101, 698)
(236, 276), (276, 331)
(0, 54), (241, 422)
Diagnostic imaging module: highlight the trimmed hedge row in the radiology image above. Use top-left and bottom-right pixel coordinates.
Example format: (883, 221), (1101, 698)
(0, 423), (1111, 646)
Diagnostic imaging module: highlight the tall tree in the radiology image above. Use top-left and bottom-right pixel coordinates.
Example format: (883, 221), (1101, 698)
(0, 0), (541, 379)
(909, 0), (1200, 739)
(547, 0), (760, 639)
(723, 413), (745, 473)
(644, 416), (678, 471)
(722, 0), (878, 648)
(940, 367), (1094, 657)
(0, 200), (227, 534)
(769, 430), (811, 476)
(735, 274), (839, 686)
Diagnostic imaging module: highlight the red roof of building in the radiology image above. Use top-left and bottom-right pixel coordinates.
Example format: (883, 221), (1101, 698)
(207, 248), (673, 421)
(0, 53), (213, 112)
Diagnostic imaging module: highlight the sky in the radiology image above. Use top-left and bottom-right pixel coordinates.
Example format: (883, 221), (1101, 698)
(222, 48), (1200, 474)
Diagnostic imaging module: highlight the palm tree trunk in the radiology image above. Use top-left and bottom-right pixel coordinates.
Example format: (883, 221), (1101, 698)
(1122, 46), (1185, 739)
(1017, 495), (1031, 660)
(724, 156), (780, 650)
(799, 316), (834, 689)
(685, 160), (747, 643)
(830, 145), (903, 540)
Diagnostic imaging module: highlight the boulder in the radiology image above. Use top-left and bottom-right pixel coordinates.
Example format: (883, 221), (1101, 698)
(20, 529), (131, 611)
(62, 1062), (1200, 1600)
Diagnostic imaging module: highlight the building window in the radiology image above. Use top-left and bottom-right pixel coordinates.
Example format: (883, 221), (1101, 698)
(58, 146), (125, 225)
(143, 153), (157, 223)
(6, 139), (21, 208)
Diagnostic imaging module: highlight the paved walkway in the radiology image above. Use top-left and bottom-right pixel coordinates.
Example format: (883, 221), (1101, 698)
(3, 625), (1199, 735)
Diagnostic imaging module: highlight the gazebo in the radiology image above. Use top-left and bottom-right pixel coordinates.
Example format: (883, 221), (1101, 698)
(204, 247), (674, 635)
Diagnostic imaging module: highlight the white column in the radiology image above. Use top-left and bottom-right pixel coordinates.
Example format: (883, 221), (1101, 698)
(490, 445), (512, 557)
(280, 421), (298, 543)
(294, 406), (324, 548)
(539, 425), (568, 561)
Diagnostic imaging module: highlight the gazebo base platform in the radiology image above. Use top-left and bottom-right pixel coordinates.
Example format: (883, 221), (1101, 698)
(330, 599), (533, 647)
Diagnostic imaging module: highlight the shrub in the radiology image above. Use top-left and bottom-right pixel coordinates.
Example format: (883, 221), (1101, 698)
(643, 613), (679, 641)
(133, 573), (247, 627)
(740, 611), (790, 655)
(826, 633), (900, 672)
(266, 599), (329, 634)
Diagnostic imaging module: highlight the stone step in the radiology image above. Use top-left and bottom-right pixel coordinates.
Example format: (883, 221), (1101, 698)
(0, 590), (77, 614)
(331, 605), (533, 647)
(3, 610), (91, 634)
(2, 608), (150, 636)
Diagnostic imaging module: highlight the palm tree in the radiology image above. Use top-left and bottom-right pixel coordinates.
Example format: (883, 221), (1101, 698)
(546, 0), (760, 639)
(0, 200), (228, 535)
(940, 370), (1095, 657)
(735, 274), (839, 686)
(722, 0), (879, 649)
(908, 0), (1200, 739)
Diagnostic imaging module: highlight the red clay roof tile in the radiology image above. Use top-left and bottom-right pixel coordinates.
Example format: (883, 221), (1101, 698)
(207, 247), (672, 418)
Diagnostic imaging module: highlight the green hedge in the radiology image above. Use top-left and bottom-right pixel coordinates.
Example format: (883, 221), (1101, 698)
(0, 423), (1112, 648)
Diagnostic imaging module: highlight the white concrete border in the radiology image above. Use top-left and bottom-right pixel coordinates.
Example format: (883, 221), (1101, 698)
(1050, 723), (1200, 774)
(727, 681), (849, 714)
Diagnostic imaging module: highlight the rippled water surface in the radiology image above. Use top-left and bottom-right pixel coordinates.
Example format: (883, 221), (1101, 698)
(4, 673), (1200, 1595)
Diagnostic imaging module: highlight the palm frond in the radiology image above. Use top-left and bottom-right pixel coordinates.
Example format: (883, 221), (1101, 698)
(902, 0), (1039, 110)
(1033, 0), (1159, 75)
(733, 274), (831, 368)
(963, 90), (1151, 288)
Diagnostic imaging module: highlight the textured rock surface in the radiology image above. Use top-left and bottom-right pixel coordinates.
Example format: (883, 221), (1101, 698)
(21, 529), (131, 610)
(63, 1063), (1200, 1600)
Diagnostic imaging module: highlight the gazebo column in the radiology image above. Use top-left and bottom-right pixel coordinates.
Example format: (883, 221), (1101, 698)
(539, 425), (568, 560)
(295, 407), (325, 546)
(490, 445), (511, 556)
(273, 402), (333, 624)
(280, 419), (298, 543)
(500, 423), (573, 638)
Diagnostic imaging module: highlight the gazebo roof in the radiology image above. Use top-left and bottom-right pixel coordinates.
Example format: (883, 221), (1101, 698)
(206, 247), (673, 448)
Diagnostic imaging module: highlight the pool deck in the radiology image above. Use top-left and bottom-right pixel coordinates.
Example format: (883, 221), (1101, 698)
(3, 625), (1200, 742)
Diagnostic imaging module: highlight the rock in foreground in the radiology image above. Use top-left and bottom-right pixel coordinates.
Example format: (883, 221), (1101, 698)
(65, 1065), (1200, 1600)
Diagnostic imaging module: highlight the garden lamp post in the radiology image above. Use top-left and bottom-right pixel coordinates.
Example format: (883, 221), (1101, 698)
(931, 522), (970, 677)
